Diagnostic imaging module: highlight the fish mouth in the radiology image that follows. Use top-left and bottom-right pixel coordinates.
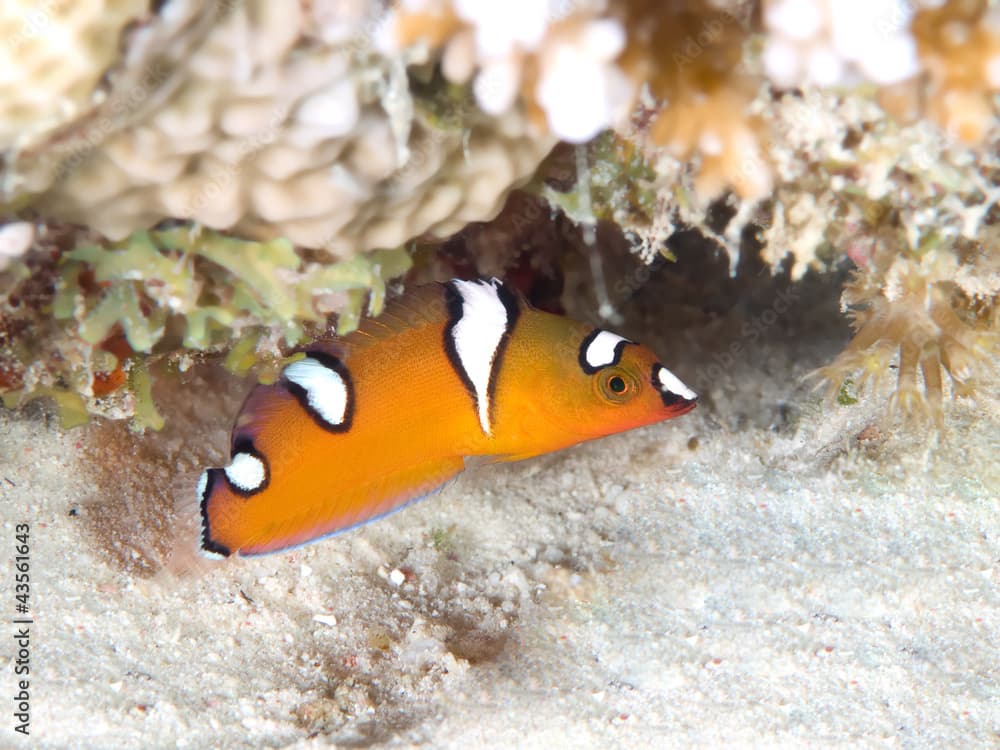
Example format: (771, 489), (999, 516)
(652, 364), (698, 413)
(662, 393), (698, 416)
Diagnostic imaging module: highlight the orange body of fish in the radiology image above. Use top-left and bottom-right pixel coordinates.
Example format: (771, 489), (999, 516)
(198, 278), (697, 557)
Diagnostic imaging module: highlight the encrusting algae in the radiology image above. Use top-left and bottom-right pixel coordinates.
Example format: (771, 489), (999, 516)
(0, 0), (998, 430)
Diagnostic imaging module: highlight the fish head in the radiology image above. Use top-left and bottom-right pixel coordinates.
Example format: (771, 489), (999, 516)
(568, 331), (699, 441)
(497, 317), (698, 455)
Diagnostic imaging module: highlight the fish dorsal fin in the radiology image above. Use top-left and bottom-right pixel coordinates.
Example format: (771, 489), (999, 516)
(338, 283), (451, 354)
(303, 279), (529, 359)
(291, 283), (449, 362)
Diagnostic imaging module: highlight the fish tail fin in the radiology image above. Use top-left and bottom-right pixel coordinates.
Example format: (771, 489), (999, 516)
(194, 467), (236, 560)
(161, 468), (231, 578)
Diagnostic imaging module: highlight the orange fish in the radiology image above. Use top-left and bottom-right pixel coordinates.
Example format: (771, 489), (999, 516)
(198, 278), (697, 557)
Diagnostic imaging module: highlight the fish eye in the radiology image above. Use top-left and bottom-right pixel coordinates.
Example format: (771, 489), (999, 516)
(596, 368), (638, 404)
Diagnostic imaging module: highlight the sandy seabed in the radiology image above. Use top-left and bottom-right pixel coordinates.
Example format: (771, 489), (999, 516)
(1, 268), (997, 749)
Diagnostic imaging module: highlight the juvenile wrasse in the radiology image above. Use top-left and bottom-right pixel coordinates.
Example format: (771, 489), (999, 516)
(198, 278), (697, 557)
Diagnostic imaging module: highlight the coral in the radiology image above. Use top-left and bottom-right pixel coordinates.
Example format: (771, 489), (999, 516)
(616, 1), (770, 201)
(764, 0), (1000, 145)
(759, 86), (1000, 280)
(752, 84), (1000, 421)
(52, 228), (413, 352)
(387, 0), (770, 201)
(763, 0), (920, 88)
(0, 0), (147, 151)
(1, 386), (90, 429)
(389, 0), (633, 143)
(4, 0), (554, 256)
(5, 0), (1000, 254)
(538, 135), (665, 261)
(384, 0), (1000, 217)
(816, 245), (998, 425)
(0, 234), (111, 427)
(911, 0), (1000, 143)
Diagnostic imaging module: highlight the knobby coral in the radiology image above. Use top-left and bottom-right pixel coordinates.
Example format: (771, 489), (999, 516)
(0, 0), (148, 151)
(4, 0), (554, 255)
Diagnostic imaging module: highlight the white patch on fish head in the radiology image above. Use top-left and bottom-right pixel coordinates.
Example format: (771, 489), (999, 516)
(655, 364), (697, 402)
(581, 330), (632, 373)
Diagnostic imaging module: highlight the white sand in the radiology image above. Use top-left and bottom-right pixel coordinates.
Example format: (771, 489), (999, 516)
(1, 274), (997, 749)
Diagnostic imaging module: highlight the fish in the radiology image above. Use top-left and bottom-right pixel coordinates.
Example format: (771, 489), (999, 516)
(197, 278), (697, 558)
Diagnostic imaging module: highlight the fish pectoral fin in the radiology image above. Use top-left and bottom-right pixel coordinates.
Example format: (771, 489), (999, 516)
(469, 450), (547, 466)
(462, 454), (502, 470)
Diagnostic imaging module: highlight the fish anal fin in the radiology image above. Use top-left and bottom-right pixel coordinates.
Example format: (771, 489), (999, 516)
(202, 454), (468, 557)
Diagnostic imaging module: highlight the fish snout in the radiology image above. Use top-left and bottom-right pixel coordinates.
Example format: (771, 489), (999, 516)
(652, 364), (698, 410)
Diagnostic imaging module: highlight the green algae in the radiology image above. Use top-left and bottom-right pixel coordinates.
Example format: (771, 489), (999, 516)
(57, 229), (413, 358)
(539, 132), (658, 229)
(128, 363), (165, 433)
(7, 226), (413, 429)
(223, 330), (263, 375)
(77, 284), (168, 353)
(837, 377), (859, 406)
